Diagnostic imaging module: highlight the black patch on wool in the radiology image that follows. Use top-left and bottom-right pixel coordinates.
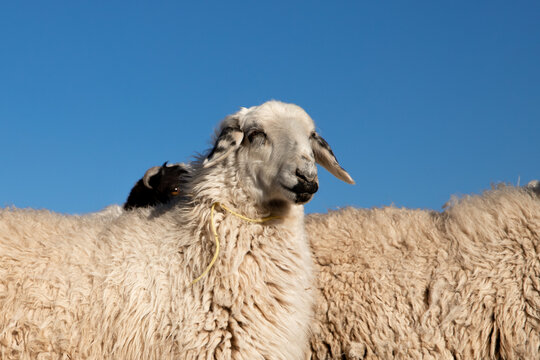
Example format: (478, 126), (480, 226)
(124, 163), (189, 210)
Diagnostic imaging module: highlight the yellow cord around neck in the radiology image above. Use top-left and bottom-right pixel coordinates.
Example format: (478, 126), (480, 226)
(190, 202), (281, 286)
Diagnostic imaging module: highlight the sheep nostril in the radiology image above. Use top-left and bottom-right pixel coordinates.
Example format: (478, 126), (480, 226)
(296, 169), (309, 182)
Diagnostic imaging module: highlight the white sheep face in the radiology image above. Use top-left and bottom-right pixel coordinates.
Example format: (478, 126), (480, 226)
(204, 101), (354, 207)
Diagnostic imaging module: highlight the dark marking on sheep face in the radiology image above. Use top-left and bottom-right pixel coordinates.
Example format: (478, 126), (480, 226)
(247, 129), (267, 146)
(206, 126), (242, 162)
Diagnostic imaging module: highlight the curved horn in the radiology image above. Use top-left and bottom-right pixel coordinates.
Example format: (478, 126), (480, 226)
(142, 165), (162, 189)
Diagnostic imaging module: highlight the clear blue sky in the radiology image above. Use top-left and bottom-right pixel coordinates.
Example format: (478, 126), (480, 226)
(1, 1), (539, 214)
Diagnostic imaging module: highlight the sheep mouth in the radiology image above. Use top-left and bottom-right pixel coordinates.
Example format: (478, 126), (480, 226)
(281, 182), (318, 204)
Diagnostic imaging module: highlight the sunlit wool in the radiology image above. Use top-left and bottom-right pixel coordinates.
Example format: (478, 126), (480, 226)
(307, 184), (540, 359)
(0, 100), (354, 359)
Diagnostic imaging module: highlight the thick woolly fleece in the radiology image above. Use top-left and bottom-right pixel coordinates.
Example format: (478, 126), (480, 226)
(0, 165), (313, 360)
(0, 164), (314, 358)
(307, 185), (540, 359)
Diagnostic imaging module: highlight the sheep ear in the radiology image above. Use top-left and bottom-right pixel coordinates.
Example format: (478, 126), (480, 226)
(203, 126), (244, 168)
(311, 132), (355, 184)
(142, 165), (163, 189)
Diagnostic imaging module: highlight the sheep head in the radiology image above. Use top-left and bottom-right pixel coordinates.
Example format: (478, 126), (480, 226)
(124, 162), (189, 210)
(203, 101), (354, 207)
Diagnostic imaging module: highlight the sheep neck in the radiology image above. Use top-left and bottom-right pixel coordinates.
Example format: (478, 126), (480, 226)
(190, 202), (282, 286)
(187, 157), (289, 219)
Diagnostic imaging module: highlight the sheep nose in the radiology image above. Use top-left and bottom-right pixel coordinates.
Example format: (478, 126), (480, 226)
(296, 168), (316, 183)
(295, 169), (319, 194)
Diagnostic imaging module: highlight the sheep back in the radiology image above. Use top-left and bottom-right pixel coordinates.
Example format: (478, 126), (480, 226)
(0, 202), (314, 359)
(308, 185), (540, 359)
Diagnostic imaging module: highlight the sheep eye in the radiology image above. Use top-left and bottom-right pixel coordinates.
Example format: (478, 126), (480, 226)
(171, 188), (179, 196)
(247, 130), (266, 144)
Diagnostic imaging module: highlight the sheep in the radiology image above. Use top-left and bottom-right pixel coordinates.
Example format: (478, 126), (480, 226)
(124, 162), (189, 210)
(87, 162), (188, 218)
(0, 100), (354, 360)
(119, 165), (540, 359)
(307, 184), (540, 359)
(117, 164), (540, 359)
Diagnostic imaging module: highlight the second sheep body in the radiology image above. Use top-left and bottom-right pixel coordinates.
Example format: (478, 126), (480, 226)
(308, 184), (540, 359)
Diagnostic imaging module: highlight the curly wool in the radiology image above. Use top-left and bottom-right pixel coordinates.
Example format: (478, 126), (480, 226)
(0, 101), (326, 359)
(307, 185), (540, 359)
(0, 170), (313, 360)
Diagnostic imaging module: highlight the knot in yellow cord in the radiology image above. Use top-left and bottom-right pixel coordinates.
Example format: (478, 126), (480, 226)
(190, 202), (281, 286)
